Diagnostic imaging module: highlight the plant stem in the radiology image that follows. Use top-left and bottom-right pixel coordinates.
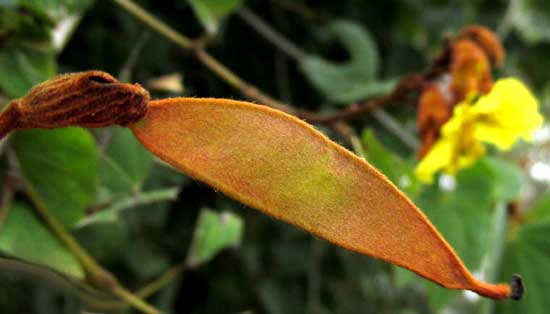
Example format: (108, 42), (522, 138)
(25, 187), (108, 281)
(371, 109), (420, 150)
(112, 0), (192, 49)
(135, 262), (185, 299)
(232, 3), (421, 151)
(194, 49), (295, 113)
(111, 285), (162, 314)
(78, 187), (179, 227)
(112, 0), (428, 131)
(24, 186), (163, 314)
(112, 0), (296, 114)
(0, 257), (123, 309)
(118, 32), (151, 82)
(80, 262), (186, 310)
(299, 74), (422, 124)
(112, 0), (427, 153)
(331, 122), (366, 158)
(236, 6), (306, 62)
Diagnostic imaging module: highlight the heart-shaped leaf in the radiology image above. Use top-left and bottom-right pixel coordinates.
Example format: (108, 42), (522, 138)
(0, 202), (84, 278)
(186, 208), (243, 268)
(300, 20), (395, 103)
(13, 128), (98, 228)
(189, 0), (242, 34)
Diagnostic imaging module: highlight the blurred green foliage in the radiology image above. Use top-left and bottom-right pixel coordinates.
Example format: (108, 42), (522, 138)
(0, 1), (548, 314)
(300, 20), (396, 103)
(189, 0), (242, 34)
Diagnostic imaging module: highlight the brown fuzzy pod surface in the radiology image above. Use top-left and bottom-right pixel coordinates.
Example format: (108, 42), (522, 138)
(0, 71), (150, 138)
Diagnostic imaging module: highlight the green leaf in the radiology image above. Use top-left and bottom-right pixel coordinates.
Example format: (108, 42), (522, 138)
(13, 128), (98, 228)
(0, 0), (17, 8)
(17, 0), (61, 12)
(300, 20), (394, 103)
(0, 7), (52, 47)
(186, 208), (243, 268)
(495, 195), (550, 314)
(362, 129), (420, 197)
(125, 235), (171, 280)
(527, 195), (550, 221)
(188, 0), (241, 34)
(63, 0), (95, 14)
(16, 0), (94, 15)
(484, 157), (525, 201)
(510, 0), (550, 43)
(99, 127), (153, 199)
(0, 45), (55, 98)
(0, 202), (84, 278)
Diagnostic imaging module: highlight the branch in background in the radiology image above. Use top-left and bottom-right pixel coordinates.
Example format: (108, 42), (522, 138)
(24, 188), (162, 314)
(236, 6), (307, 62)
(135, 262), (185, 300)
(85, 258), (187, 310)
(233, 5), (428, 141)
(12, 163), (163, 314)
(112, 0), (296, 114)
(118, 32), (151, 82)
(371, 109), (420, 150)
(0, 257), (126, 310)
(113, 0), (193, 49)
(78, 187), (180, 227)
(331, 122), (366, 158)
(193, 49), (295, 113)
(113, 0), (428, 151)
(299, 74), (424, 124)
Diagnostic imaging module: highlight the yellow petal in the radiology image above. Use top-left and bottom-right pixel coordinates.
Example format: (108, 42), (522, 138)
(497, 78), (539, 111)
(472, 78), (544, 149)
(456, 140), (485, 170)
(440, 102), (471, 136)
(416, 138), (455, 184)
(474, 123), (517, 150)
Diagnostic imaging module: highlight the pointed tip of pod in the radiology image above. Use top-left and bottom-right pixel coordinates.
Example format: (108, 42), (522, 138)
(510, 274), (524, 301)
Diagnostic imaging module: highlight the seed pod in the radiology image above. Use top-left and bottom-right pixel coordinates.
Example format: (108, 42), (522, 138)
(131, 98), (522, 300)
(0, 71), (149, 138)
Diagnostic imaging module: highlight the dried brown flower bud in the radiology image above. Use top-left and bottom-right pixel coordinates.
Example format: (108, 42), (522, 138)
(458, 25), (504, 67)
(0, 70), (150, 138)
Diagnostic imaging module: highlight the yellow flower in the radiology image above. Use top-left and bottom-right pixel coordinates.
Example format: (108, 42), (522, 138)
(415, 109), (485, 184)
(470, 78), (544, 149)
(416, 78), (544, 184)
